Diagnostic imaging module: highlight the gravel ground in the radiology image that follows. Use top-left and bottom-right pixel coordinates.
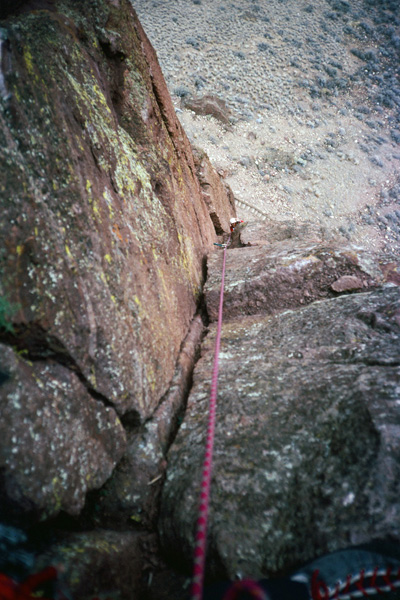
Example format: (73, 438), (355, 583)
(131, 0), (400, 254)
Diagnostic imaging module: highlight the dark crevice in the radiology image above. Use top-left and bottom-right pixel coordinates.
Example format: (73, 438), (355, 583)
(210, 211), (224, 235)
(120, 409), (142, 433)
(98, 40), (126, 124)
(0, 323), (117, 412)
(161, 273), (211, 452)
(359, 360), (400, 367)
(139, 272), (211, 459)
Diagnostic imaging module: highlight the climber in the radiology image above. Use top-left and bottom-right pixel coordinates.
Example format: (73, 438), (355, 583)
(230, 217), (244, 233)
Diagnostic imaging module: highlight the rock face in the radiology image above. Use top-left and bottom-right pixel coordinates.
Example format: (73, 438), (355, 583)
(95, 315), (205, 529)
(205, 222), (391, 322)
(35, 529), (148, 600)
(182, 94), (232, 126)
(160, 221), (400, 582)
(193, 146), (236, 235)
(1, 1), (399, 598)
(0, 0), (232, 522)
(0, 0), (211, 420)
(0, 343), (126, 520)
(160, 282), (400, 580)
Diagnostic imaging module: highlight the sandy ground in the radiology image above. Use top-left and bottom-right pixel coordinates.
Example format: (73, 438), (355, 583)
(132, 0), (400, 254)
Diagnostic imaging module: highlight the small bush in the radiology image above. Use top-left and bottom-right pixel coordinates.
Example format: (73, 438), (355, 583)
(391, 35), (400, 48)
(359, 21), (374, 35)
(391, 130), (400, 144)
(331, 0), (350, 13)
(351, 47), (365, 59)
(364, 48), (378, 61)
(173, 86), (191, 98)
(186, 37), (200, 49)
(324, 65), (337, 77)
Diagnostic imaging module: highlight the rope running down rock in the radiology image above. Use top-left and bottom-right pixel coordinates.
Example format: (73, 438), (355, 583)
(190, 235), (230, 600)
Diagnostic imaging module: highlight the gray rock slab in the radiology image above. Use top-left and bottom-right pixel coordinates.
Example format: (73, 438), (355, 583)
(0, 345), (126, 519)
(159, 286), (400, 579)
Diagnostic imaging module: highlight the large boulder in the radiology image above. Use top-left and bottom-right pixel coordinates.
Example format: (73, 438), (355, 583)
(0, 344), (126, 520)
(160, 283), (400, 579)
(205, 221), (395, 321)
(0, 0), (232, 520)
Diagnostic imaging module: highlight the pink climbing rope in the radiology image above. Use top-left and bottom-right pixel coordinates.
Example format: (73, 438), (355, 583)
(190, 237), (230, 600)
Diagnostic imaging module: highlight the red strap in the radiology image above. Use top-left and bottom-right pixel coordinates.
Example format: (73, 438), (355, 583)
(17, 566), (57, 597)
(0, 573), (16, 600)
(311, 570), (330, 600)
(0, 568), (56, 600)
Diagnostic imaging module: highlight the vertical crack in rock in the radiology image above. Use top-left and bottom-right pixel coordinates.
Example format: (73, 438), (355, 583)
(0, 324), (121, 413)
(91, 312), (207, 529)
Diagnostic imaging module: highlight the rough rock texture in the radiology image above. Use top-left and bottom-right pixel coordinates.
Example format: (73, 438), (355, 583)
(1, 0), (399, 597)
(95, 315), (205, 529)
(0, 344), (126, 520)
(160, 284), (400, 580)
(193, 146), (236, 235)
(35, 529), (148, 600)
(182, 94), (232, 126)
(0, 0), (218, 422)
(0, 0), (233, 522)
(205, 222), (394, 322)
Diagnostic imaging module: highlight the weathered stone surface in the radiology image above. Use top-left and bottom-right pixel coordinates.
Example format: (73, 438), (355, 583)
(193, 146), (236, 235)
(95, 315), (205, 528)
(182, 94), (232, 125)
(160, 286), (400, 579)
(331, 274), (363, 292)
(0, 344), (126, 519)
(35, 529), (148, 600)
(206, 222), (389, 322)
(0, 0), (221, 424)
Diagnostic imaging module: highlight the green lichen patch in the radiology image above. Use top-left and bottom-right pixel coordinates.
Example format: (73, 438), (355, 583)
(0, 296), (19, 333)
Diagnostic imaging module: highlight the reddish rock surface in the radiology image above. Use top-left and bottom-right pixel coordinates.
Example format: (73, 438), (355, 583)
(0, 0), (232, 561)
(0, 0), (222, 426)
(331, 274), (364, 292)
(2, 1), (399, 598)
(205, 222), (388, 322)
(94, 315), (205, 529)
(182, 94), (232, 126)
(193, 146), (236, 235)
(0, 343), (126, 520)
